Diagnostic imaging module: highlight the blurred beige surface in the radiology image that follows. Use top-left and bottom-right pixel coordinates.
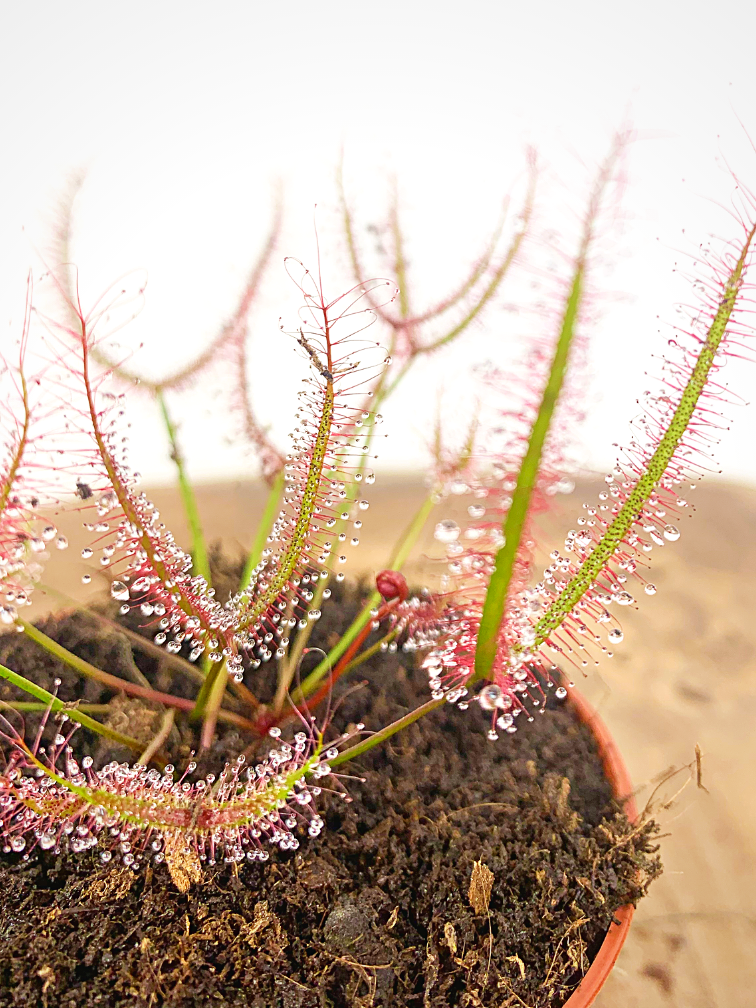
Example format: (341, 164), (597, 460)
(30, 476), (756, 1008)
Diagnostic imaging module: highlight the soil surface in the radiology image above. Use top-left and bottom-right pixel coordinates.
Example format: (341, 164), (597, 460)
(0, 579), (661, 1007)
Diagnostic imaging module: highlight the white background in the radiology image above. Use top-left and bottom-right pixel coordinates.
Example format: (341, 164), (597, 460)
(1, 0), (754, 487)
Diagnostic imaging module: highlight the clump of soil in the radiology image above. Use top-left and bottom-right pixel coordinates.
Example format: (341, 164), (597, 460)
(0, 581), (661, 1007)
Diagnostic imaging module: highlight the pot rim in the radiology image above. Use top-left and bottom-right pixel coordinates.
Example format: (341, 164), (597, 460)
(560, 684), (638, 1008)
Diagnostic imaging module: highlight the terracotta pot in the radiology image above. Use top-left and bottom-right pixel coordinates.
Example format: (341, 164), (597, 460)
(561, 686), (638, 1008)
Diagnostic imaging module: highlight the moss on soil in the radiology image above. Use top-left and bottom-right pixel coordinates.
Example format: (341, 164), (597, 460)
(0, 579), (661, 1007)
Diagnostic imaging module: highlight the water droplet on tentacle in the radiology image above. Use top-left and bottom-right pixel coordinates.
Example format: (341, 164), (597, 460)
(434, 519), (460, 544)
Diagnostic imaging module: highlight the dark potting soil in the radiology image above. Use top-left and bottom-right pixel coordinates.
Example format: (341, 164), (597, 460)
(0, 577), (661, 1007)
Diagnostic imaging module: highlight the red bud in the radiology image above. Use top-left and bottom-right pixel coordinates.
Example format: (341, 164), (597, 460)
(376, 569), (408, 602)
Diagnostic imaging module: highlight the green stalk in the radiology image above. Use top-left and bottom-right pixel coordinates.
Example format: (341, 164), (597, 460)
(528, 222), (756, 651)
(0, 664), (144, 753)
(474, 267), (583, 679)
(329, 696), (445, 768)
(187, 659), (225, 719)
(299, 161), (529, 706)
(156, 388), (211, 586)
(16, 619), (254, 731)
(338, 628), (399, 676)
(388, 492), (437, 569)
(0, 702), (111, 714)
(19, 618), (188, 710)
(198, 662), (231, 751)
(240, 467), (285, 589)
(293, 489), (437, 702)
(37, 582), (206, 688)
(473, 141), (622, 681)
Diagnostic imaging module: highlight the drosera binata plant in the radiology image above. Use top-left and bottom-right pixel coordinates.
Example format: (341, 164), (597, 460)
(0, 139), (754, 886)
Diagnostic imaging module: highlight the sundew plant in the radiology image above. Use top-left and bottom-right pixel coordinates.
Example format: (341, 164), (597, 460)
(0, 141), (754, 886)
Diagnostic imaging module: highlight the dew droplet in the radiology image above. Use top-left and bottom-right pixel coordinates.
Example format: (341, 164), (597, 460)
(110, 581), (129, 601)
(478, 684), (503, 711)
(663, 524), (680, 541)
(434, 519), (460, 543)
(81, 547), (93, 559)
(615, 592), (634, 606)
(97, 491), (117, 514)
(555, 686), (568, 699)
(608, 628), (624, 643)
(644, 583), (657, 595)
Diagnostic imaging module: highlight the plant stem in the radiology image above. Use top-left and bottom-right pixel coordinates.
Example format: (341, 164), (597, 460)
(199, 662), (231, 751)
(474, 267), (583, 679)
(16, 620), (255, 732)
(190, 659), (224, 718)
(35, 583), (256, 711)
(38, 582), (206, 686)
(0, 702), (111, 714)
(269, 601), (397, 730)
(387, 492), (437, 569)
(474, 139), (622, 681)
(329, 696), (446, 768)
(240, 467), (285, 589)
(0, 664), (145, 753)
(338, 628), (398, 676)
(293, 489), (436, 703)
(156, 388), (211, 586)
